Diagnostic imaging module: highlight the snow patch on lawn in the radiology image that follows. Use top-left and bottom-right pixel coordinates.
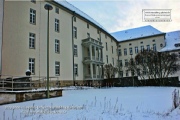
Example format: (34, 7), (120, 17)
(0, 87), (179, 120)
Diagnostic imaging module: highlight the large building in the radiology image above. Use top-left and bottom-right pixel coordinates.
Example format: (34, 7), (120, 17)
(0, 0), (179, 86)
(111, 25), (166, 78)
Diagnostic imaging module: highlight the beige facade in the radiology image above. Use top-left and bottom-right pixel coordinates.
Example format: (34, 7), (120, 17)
(0, 0), (118, 85)
(0, 0), (179, 86)
(117, 35), (165, 77)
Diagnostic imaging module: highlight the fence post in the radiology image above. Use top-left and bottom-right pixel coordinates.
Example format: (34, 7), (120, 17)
(12, 78), (13, 91)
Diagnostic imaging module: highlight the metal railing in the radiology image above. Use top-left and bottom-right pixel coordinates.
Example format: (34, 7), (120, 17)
(0, 76), (59, 91)
(82, 37), (102, 46)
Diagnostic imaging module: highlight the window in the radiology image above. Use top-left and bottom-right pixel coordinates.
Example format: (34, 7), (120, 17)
(147, 45), (150, 51)
(73, 27), (77, 38)
(135, 47), (138, 54)
(55, 19), (59, 32)
(141, 46), (144, 51)
(73, 16), (76, 22)
(55, 7), (59, 14)
(118, 49), (121, 56)
(87, 23), (89, 28)
(55, 61), (60, 75)
(87, 33), (90, 38)
(119, 45), (121, 47)
(30, 8), (36, 24)
(31, 0), (36, 3)
(174, 43), (180, 47)
(74, 45), (78, 56)
(125, 59), (128, 66)
(140, 41), (143, 44)
(152, 39), (155, 42)
(126, 70), (129, 77)
(29, 33), (35, 49)
(120, 71), (123, 77)
(153, 44), (156, 51)
(129, 43), (132, 46)
(160, 43), (163, 47)
(119, 60), (122, 66)
(106, 55), (108, 63)
(112, 46), (113, 54)
(124, 48), (127, 56)
(29, 58), (35, 74)
(74, 64), (78, 76)
(106, 42), (108, 51)
(55, 39), (60, 53)
(129, 48), (132, 55)
(112, 58), (114, 65)
(97, 38), (100, 41)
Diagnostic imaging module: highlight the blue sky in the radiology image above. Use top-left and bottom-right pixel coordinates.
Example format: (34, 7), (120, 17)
(67, 0), (180, 33)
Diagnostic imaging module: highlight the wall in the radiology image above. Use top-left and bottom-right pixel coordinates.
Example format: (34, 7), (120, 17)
(0, 0), (4, 73)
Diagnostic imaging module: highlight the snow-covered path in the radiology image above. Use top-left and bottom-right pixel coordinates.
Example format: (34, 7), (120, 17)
(0, 87), (179, 120)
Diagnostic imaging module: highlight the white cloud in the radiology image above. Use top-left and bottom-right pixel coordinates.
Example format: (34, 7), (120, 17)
(68, 0), (180, 33)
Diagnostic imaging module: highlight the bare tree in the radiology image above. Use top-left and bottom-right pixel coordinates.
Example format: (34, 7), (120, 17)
(127, 49), (180, 83)
(104, 64), (118, 79)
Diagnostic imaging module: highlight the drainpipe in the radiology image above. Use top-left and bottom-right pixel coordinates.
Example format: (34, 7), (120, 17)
(72, 11), (75, 86)
(99, 31), (104, 81)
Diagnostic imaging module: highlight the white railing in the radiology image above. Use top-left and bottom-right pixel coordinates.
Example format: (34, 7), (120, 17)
(82, 37), (102, 46)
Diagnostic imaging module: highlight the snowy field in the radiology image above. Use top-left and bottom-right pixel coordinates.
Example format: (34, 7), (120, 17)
(0, 87), (180, 120)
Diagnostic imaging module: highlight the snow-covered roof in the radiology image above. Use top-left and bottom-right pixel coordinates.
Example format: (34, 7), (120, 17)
(160, 31), (180, 52)
(53, 0), (108, 33)
(111, 25), (165, 42)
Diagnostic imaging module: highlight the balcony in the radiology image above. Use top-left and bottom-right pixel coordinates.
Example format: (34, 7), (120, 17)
(83, 56), (103, 64)
(82, 37), (103, 47)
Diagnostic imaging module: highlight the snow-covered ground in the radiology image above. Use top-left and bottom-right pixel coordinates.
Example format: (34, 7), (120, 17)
(0, 87), (180, 120)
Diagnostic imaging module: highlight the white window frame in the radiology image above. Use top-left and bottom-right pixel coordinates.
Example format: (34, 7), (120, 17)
(141, 46), (144, 51)
(153, 44), (156, 51)
(55, 19), (59, 32)
(73, 27), (77, 38)
(30, 8), (36, 24)
(55, 39), (60, 53)
(55, 61), (60, 76)
(55, 7), (59, 14)
(135, 46), (138, 54)
(147, 45), (150, 51)
(29, 58), (35, 74)
(29, 33), (35, 49)
(124, 48), (127, 56)
(74, 45), (78, 56)
(74, 64), (78, 76)
(129, 48), (132, 55)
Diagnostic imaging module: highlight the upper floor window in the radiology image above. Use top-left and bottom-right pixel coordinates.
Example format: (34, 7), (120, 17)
(29, 58), (35, 74)
(112, 46), (113, 54)
(125, 59), (128, 66)
(30, 8), (36, 24)
(73, 16), (76, 22)
(153, 44), (156, 51)
(141, 46), (144, 52)
(106, 42), (108, 51)
(74, 45), (78, 56)
(106, 55), (108, 63)
(29, 33), (35, 49)
(147, 45), (150, 51)
(74, 64), (78, 76)
(55, 19), (59, 32)
(129, 43), (132, 46)
(87, 33), (90, 38)
(152, 39), (155, 42)
(140, 41), (143, 44)
(119, 60), (122, 66)
(55, 7), (59, 14)
(135, 46), (138, 54)
(112, 58), (114, 65)
(129, 48), (133, 55)
(118, 49), (121, 56)
(124, 48), (127, 56)
(174, 43), (180, 47)
(87, 23), (89, 28)
(55, 61), (60, 76)
(73, 27), (77, 38)
(55, 39), (60, 53)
